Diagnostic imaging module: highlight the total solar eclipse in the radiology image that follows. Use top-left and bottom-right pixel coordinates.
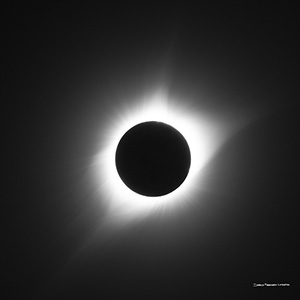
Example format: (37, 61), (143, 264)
(115, 121), (191, 196)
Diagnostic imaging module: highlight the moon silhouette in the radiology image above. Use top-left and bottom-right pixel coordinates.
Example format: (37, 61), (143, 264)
(115, 121), (191, 196)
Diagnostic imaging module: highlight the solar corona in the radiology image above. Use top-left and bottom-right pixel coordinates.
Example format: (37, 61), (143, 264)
(89, 88), (245, 228)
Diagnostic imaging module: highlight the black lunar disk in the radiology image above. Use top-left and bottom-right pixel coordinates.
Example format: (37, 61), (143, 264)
(115, 121), (191, 196)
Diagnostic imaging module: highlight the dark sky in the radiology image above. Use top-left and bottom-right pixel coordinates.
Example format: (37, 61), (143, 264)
(5, 2), (299, 299)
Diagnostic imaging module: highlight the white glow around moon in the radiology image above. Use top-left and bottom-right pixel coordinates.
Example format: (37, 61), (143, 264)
(87, 87), (246, 229)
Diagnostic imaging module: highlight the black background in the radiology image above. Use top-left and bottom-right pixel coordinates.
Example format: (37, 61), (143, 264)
(5, 2), (299, 299)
